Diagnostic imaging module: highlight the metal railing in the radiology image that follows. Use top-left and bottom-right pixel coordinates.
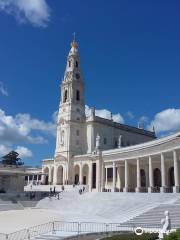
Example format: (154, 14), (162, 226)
(0, 221), (178, 240)
(0, 221), (165, 240)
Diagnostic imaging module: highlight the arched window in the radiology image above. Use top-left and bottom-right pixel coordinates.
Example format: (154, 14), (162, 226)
(104, 137), (107, 145)
(68, 60), (71, 67)
(63, 90), (68, 103)
(76, 90), (80, 101)
(76, 129), (80, 136)
(75, 61), (78, 67)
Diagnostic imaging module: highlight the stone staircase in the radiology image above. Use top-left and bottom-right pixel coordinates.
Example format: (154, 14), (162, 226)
(123, 201), (180, 228)
(0, 193), (40, 211)
(0, 198), (24, 211)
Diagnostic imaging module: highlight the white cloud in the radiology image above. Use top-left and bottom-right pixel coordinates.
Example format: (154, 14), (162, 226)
(0, 109), (56, 145)
(85, 105), (124, 123)
(52, 110), (58, 123)
(0, 144), (32, 159)
(15, 146), (32, 158)
(148, 108), (180, 134)
(0, 0), (50, 27)
(126, 111), (134, 120)
(0, 82), (8, 96)
(0, 144), (11, 156)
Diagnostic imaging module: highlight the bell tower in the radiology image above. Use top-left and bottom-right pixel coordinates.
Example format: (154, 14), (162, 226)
(55, 39), (86, 175)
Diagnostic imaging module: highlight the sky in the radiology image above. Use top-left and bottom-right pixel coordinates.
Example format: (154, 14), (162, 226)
(0, 0), (180, 166)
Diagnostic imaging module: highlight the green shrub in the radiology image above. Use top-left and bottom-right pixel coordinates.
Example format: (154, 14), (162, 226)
(163, 229), (180, 240)
(102, 233), (158, 240)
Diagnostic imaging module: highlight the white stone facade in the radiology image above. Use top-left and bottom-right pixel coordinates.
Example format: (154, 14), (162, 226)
(42, 40), (180, 193)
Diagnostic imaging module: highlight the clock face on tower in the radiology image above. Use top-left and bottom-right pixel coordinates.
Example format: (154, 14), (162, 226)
(76, 73), (80, 79)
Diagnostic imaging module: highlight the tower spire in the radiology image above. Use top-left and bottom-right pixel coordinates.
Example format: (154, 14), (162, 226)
(70, 32), (78, 51)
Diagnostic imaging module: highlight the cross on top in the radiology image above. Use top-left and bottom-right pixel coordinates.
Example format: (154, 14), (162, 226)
(73, 32), (76, 41)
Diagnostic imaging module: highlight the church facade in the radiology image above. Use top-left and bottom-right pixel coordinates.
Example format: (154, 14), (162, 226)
(42, 40), (180, 193)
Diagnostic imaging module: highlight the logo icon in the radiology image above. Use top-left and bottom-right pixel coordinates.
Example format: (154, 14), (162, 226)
(135, 227), (144, 236)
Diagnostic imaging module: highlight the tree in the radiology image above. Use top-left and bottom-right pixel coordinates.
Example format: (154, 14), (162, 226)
(1, 151), (24, 166)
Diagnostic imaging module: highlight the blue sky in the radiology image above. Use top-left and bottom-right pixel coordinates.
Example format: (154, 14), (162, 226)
(0, 0), (180, 166)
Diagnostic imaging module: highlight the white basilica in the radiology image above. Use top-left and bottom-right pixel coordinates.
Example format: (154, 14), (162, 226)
(42, 39), (180, 193)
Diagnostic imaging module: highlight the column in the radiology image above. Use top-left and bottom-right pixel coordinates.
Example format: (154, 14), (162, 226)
(136, 158), (141, 193)
(53, 166), (57, 185)
(148, 156), (153, 193)
(112, 162), (116, 192)
(173, 150), (179, 193)
(49, 167), (52, 185)
(41, 173), (45, 185)
(123, 160), (129, 192)
(101, 162), (105, 192)
(96, 160), (100, 192)
(88, 163), (92, 192)
(160, 153), (166, 193)
(27, 175), (30, 185)
(63, 166), (66, 185)
(79, 163), (83, 185)
(105, 167), (108, 187)
(117, 166), (121, 190)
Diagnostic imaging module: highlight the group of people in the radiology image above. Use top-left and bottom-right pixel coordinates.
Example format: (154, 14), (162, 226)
(49, 185), (65, 200)
(79, 186), (86, 195)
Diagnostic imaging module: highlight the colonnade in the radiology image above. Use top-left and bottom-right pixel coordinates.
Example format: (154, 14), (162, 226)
(25, 174), (42, 185)
(107, 150), (179, 193)
(42, 149), (180, 193)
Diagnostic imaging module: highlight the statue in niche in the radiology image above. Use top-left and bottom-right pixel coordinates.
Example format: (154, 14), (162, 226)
(96, 134), (101, 150)
(118, 135), (122, 148)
